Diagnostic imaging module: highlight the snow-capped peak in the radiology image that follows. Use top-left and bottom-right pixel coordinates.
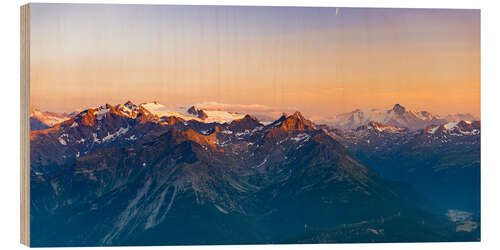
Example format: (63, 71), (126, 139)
(30, 108), (72, 130)
(356, 121), (408, 133)
(123, 100), (138, 110)
(139, 101), (246, 124)
(95, 105), (111, 120)
(443, 121), (459, 130)
(424, 120), (480, 135)
(331, 104), (445, 130)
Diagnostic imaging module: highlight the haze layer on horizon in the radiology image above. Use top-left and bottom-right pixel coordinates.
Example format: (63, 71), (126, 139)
(29, 4), (480, 118)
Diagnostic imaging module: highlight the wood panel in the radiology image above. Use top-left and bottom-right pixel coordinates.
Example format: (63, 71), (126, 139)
(20, 3), (30, 247)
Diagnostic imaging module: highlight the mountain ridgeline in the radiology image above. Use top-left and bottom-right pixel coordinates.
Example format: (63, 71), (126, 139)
(29, 102), (480, 246)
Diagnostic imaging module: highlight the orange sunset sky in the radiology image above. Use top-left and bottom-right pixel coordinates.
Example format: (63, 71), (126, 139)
(29, 4), (480, 118)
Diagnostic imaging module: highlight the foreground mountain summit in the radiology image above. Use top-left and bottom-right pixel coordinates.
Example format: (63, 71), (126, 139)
(29, 101), (480, 246)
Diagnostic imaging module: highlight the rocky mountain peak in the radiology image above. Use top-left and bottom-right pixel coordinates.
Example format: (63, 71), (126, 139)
(227, 114), (261, 131)
(187, 106), (208, 120)
(278, 111), (315, 131)
(123, 100), (137, 109)
(392, 104), (406, 115)
(182, 129), (220, 151)
(367, 121), (383, 127)
(291, 111), (305, 120)
(424, 120), (480, 136)
(356, 121), (381, 131)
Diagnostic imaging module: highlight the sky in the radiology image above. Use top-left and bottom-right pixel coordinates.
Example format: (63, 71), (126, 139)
(29, 4), (480, 119)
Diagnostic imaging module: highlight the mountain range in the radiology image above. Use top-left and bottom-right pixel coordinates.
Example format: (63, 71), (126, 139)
(327, 104), (475, 130)
(339, 120), (480, 213)
(29, 101), (480, 246)
(30, 103), (478, 132)
(30, 109), (74, 131)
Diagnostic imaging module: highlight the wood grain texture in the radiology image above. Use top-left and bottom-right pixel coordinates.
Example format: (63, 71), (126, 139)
(20, 3), (30, 247)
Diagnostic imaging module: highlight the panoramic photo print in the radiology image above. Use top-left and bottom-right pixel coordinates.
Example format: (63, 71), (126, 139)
(27, 4), (480, 246)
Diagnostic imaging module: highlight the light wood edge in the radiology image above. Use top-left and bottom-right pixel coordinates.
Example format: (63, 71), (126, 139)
(20, 3), (30, 247)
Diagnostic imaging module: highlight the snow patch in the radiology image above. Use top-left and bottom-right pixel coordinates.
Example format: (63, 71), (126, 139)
(57, 134), (68, 145)
(95, 106), (110, 120)
(235, 130), (251, 137)
(203, 110), (246, 123)
(214, 204), (229, 214)
(291, 133), (311, 142)
(444, 122), (458, 130)
(428, 126), (439, 134)
(58, 137), (67, 145)
(126, 135), (137, 141)
(102, 127), (129, 142)
(254, 157), (268, 168)
(92, 133), (100, 143)
(140, 102), (245, 124)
